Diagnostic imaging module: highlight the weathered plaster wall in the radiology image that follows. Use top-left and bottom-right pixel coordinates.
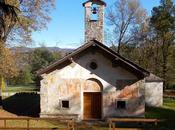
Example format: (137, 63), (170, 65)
(40, 78), (82, 116)
(40, 50), (145, 120)
(103, 80), (145, 118)
(145, 82), (163, 107)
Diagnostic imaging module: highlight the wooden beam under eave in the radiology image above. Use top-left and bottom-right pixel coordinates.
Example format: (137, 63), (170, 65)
(111, 59), (120, 68)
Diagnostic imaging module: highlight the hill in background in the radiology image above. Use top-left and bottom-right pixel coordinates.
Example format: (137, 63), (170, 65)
(10, 46), (74, 56)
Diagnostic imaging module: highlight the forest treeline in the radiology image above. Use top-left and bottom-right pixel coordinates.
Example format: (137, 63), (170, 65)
(106, 0), (175, 89)
(7, 47), (62, 86)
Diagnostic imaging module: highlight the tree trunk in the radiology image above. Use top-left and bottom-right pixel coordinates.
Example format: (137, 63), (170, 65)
(162, 57), (167, 90)
(117, 39), (122, 54)
(154, 38), (159, 75)
(0, 76), (3, 108)
(161, 38), (169, 91)
(117, 43), (121, 54)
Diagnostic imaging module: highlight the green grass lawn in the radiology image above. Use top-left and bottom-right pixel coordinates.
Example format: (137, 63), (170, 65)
(163, 98), (175, 109)
(3, 84), (39, 92)
(145, 98), (175, 129)
(146, 98), (175, 119)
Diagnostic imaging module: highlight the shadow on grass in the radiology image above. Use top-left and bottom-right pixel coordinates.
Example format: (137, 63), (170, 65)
(146, 107), (175, 129)
(146, 107), (175, 119)
(2, 92), (40, 117)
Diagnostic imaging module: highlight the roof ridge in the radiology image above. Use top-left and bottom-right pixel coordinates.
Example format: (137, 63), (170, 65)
(93, 40), (149, 75)
(37, 40), (149, 77)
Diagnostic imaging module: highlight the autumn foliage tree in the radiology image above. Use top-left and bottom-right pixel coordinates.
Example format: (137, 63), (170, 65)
(2, 0), (55, 45)
(0, 0), (55, 76)
(0, 0), (19, 106)
(0, 0), (19, 43)
(0, 0), (55, 106)
(0, 43), (19, 106)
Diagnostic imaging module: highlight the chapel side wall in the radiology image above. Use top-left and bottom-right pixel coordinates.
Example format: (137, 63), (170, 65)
(40, 79), (49, 116)
(145, 82), (163, 107)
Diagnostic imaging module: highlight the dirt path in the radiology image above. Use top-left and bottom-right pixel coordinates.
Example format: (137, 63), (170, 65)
(0, 109), (17, 127)
(0, 109), (17, 117)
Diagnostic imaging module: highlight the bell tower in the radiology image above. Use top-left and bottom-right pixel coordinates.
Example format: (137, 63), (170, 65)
(83, 0), (106, 43)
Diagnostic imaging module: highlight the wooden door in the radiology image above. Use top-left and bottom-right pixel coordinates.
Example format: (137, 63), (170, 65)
(83, 92), (102, 119)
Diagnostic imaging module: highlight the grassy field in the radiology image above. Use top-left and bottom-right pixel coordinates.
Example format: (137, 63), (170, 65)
(145, 98), (175, 119)
(163, 98), (175, 109)
(144, 98), (175, 129)
(0, 119), (70, 129)
(2, 85), (39, 92)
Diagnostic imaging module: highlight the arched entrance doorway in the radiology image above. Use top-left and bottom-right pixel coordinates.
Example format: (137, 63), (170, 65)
(83, 78), (103, 120)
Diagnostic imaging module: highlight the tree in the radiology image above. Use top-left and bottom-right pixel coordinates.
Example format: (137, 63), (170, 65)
(0, 0), (55, 79)
(106, 0), (147, 53)
(0, 44), (18, 78)
(9, 66), (33, 85)
(30, 48), (61, 73)
(0, 1), (21, 93)
(0, 44), (18, 107)
(0, 0), (55, 106)
(150, 0), (175, 88)
(0, 0), (20, 43)
(29, 47), (61, 85)
(1, 0), (55, 45)
(167, 46), (175, 89)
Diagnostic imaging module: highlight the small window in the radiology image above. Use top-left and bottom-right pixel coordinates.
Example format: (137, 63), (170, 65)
(116, 100), (126, 109)
(61, 100), (69, 109)
(89, 62), (98, 70)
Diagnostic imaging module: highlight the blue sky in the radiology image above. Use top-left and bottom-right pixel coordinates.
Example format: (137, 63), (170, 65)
(32, 0), (160, 49)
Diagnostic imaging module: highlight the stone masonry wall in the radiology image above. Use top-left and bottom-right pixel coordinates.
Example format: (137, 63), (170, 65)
(84, 3), (105, 43)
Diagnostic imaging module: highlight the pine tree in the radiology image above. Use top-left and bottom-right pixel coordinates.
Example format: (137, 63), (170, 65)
(150, 0), (175, 89)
